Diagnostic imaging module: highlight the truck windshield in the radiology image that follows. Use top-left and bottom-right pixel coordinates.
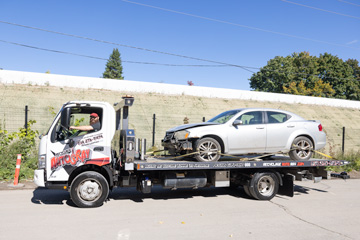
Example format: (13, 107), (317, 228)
(208, 110), (242, 124)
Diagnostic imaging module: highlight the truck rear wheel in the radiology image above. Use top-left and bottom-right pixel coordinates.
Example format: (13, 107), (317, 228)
(70, 171), (109, 208)
(249, 172), (279, 200)
(243, 183), (253, 199)
(195, 137), (221, 162)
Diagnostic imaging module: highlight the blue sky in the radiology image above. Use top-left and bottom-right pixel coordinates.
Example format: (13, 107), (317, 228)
(0, 0), (359, 90)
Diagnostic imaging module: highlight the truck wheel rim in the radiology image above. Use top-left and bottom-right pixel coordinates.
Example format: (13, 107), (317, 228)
(295, 140), (311, 159)
(257, 176), (275, 196)
(198, 140), (219, 161)
(78, 179), (102, 202)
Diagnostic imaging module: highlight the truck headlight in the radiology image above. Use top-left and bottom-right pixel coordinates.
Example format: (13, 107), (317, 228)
(38, 154), (46, 169)
(174, 130), (190, 140)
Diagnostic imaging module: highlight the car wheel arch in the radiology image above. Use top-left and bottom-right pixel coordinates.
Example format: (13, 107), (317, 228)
(292, 134), (315, 149)
(197, 134), (225, 153)
(286, 131), (315, 150)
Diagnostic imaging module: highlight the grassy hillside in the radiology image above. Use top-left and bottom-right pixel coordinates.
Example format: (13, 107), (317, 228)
(1, 83), (360, 155)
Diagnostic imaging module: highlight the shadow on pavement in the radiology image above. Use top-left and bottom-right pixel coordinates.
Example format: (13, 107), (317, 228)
(294, 184), (328, 195)
(31, 187), (76, 207)
(31, 186), (252, 207)
(32, 184), (328, 207)
(109, 186), (251, 204)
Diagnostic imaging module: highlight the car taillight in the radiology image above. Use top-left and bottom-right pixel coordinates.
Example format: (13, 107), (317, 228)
(318, 124), (323, 131)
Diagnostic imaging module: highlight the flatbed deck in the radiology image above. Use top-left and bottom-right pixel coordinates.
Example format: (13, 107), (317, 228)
(135, 156), (348, 171)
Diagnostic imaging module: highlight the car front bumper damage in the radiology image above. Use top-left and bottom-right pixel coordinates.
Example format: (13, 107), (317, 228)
(162, 132), (194, 154)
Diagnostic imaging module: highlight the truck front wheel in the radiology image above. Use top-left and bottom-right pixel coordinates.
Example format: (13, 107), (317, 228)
(70, 171), (109, 208)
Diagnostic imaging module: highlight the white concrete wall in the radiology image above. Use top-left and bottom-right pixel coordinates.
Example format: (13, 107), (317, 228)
(1, 69), (359, 109)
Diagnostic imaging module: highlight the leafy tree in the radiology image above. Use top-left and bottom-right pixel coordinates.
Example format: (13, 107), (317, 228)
(283, 80), (335, 97)
(249, 52), (360, 100)
(103, 48), (124, 80)
(345, 59), (360, 100)
(317, 53), (354, 99)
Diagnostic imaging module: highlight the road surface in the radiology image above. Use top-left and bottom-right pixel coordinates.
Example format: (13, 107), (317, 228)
(0, 179), (359, 240)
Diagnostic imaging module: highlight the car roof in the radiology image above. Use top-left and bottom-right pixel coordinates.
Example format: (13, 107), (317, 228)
(229, 108), (304, 119)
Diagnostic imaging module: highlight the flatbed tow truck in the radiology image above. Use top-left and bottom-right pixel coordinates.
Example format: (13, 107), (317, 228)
(34, 96), (348, 208)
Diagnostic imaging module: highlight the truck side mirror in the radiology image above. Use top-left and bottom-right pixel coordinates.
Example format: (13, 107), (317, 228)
(61, 107), (71, 130)
(233, 120), (243, 126)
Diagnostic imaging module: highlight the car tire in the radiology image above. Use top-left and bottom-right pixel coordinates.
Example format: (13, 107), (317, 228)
(248, 172), (279, 200)
(194, 137), (221, 162)
(70, 171), (109, 208)
(289, 136), (313, 161)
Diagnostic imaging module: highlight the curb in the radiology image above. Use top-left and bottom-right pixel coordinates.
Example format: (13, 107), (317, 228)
(7, 183), (25, 188)
(0, 181), (37, 191)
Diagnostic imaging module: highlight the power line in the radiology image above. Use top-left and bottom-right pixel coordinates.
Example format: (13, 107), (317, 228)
(338, 0), (360, 7)
(0, 20), (254, 73)
(1, 39), (357, 82)
(281, 0), (360, 20)
(121, 0), (360, 51)
(0, 39), (107, 61)
(0, 39), (232, 67)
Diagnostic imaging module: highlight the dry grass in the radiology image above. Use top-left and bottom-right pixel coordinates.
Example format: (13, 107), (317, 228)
(1, 83), (359, 155)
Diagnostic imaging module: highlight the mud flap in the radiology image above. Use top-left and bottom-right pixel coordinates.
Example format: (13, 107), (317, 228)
(278, 174), (294, 197)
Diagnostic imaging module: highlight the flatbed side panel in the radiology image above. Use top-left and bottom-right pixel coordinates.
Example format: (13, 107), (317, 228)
(134, 159), (348, 171)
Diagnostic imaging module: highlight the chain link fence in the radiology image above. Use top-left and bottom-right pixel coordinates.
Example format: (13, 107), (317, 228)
(0, 105), (54, 135)
(1, 105), (360, 155)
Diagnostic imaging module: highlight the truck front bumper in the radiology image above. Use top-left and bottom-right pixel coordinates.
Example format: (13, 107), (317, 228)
(34, 169), (45, 187)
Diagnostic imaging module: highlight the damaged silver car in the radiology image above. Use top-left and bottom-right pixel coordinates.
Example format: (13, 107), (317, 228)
(162, 108), (326, 162)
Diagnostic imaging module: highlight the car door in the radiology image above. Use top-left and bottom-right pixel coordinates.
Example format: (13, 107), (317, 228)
(265, 111), (296, 152)
(227, 111), (266, 154)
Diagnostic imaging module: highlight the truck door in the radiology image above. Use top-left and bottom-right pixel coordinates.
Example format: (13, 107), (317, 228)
(46, 105), (111, 182)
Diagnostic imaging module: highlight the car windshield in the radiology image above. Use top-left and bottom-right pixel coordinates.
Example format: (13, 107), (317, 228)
(208, 110), (242, 124)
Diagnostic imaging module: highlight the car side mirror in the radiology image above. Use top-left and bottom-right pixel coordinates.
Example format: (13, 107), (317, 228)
(233, 120), (243, 126)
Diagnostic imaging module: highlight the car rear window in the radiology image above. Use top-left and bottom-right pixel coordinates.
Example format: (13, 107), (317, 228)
(267, 111), (290, 124)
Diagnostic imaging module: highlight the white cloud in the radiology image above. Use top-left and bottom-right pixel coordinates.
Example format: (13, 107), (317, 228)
(346, 40), (358, 45)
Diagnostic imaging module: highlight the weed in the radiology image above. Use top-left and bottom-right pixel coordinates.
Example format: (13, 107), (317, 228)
(47, 106), (57, 117)
(0, 121), (38, 180)
(327, 150), (360, 173)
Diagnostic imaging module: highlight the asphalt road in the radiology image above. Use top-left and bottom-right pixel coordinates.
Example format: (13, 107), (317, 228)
(0, 179), (359, 240)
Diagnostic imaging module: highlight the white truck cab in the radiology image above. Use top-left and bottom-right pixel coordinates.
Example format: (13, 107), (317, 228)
(34, 101), (116, 187)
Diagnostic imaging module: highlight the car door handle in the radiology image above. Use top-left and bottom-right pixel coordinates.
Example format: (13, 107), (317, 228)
(256, 127), (265, 129)
(287, 125), (295, 128)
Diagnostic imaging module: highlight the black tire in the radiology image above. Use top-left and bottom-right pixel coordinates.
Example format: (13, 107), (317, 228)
(70, 171), (109, 208)
(289, 136), (313, 161)
(243, 182), (254, 199)
(249, 172), (279, 200)
(194, 137), (221, 162)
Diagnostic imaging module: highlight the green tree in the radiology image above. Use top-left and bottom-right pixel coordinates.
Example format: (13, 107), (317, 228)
(317, 53), (354, 99)
(344, 59), (360, 100)
(103, 48), (124, 80)
(249, 52), (360, 100)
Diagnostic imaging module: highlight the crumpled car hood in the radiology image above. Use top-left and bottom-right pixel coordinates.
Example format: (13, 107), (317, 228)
(166, 122), (219, 133)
